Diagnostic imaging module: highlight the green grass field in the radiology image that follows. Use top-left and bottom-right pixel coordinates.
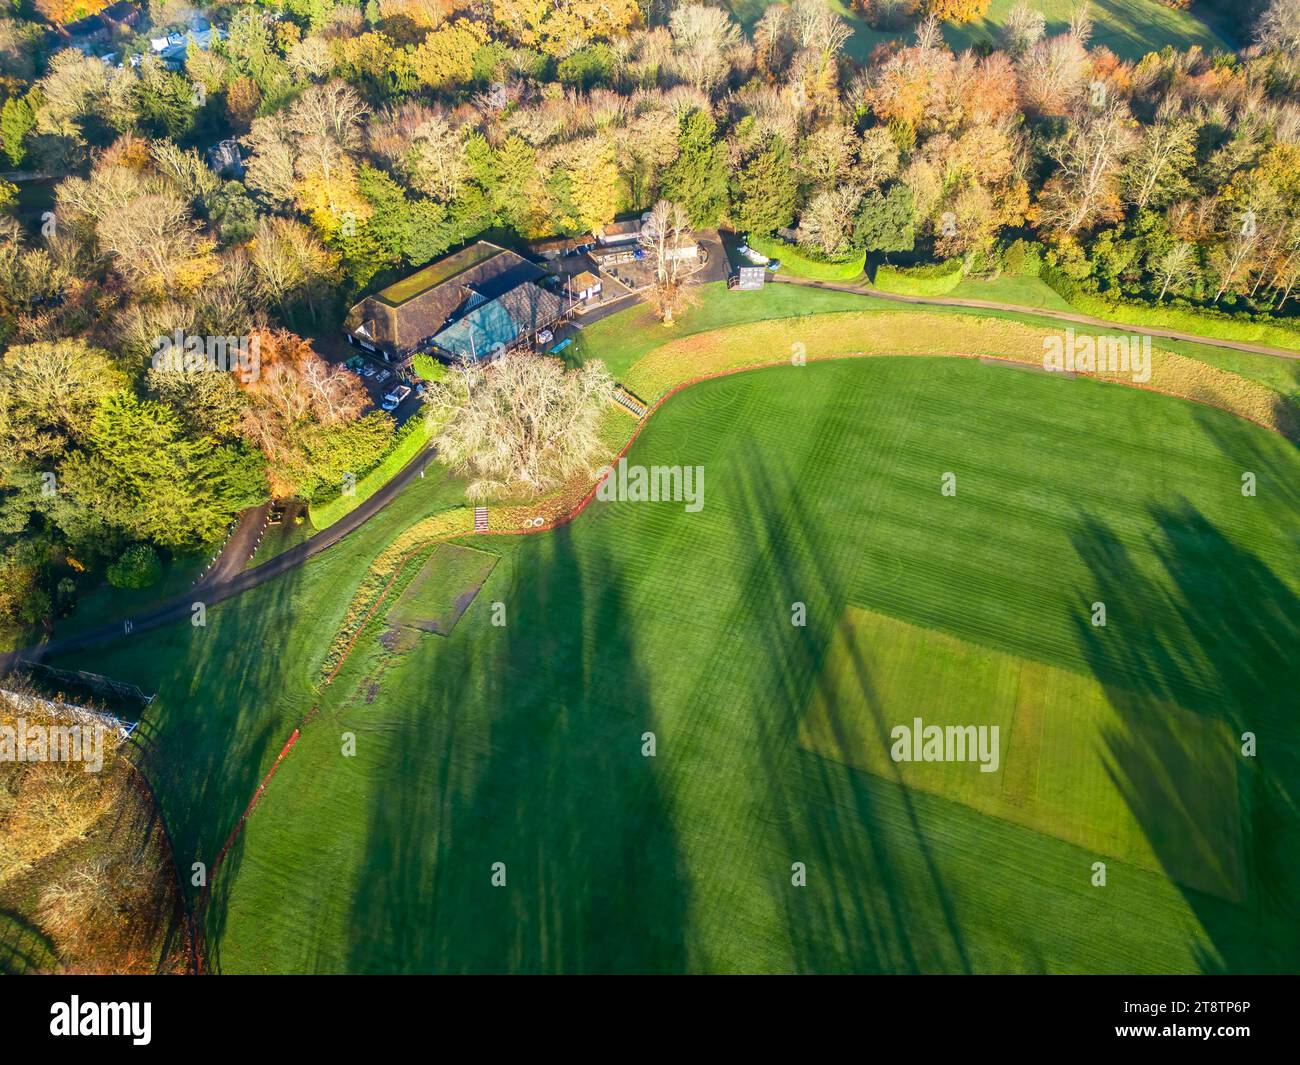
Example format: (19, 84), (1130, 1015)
(387, 544), (498, 635)
(53, 347), (1300, 973)
(800, 607), (1242, 900)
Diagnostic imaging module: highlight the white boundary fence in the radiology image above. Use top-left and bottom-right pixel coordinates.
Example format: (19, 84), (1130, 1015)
(0, 687), (135, 738)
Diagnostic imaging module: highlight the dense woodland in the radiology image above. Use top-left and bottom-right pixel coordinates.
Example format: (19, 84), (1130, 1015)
(2, 0), (1299, 635)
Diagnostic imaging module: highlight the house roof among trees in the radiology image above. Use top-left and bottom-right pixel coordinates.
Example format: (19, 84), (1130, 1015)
(346, 242), (546, 357)
(61, 0), (140, 37)
(101, 1), (141, 21)
(63, 13), (107, 37)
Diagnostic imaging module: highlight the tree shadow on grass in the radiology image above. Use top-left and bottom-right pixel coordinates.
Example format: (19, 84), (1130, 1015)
(717, 440), (972, 973)
(42, 559), (310, 973)
(1069, 500), (1300, 972)
(340, 525), (691, 973)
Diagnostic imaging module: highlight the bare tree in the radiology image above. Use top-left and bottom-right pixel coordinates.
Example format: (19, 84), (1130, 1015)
(1212, 204), (1264, 303)
(1266, 227), (1300, 308)
(1001, 2), (1046, 59)
(430, 353), (616, 498)
(1016, 27), (1090, 115)
(250, 216), (340, 322)
(639, 198), (697, 326)
(790, 0), (851, 56)
(95, 190), (213, 296)
(1031, 101), (1137, 234)
(669, 3), (742, 96)
(285, 80), (369, 150)
(287, 35), (334, 81)
(1257, 0), (1300, 54)
(241, 115), (298, 212)
(1155, 241), (1198, 300)
(800, 185), (864, 255)
(1122, 116), (1196, 210)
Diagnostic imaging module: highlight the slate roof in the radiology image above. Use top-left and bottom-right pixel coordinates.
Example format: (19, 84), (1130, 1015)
(102, 1), (141, 21)
(64, 13), (106, 37)
(346, 242), (548, 359)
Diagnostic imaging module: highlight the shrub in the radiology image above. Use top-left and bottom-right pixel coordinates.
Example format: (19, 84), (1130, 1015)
(749, 235), (866, 281)
(558, 45), (615, 91)
(1002, 239), (1043, 278)
(873, 257), (966, 296)
(1040, 265), (1300, 352)
(106, 544), (161, 590)
(309, 411), (438, 529)
(412, 354), (448, 384)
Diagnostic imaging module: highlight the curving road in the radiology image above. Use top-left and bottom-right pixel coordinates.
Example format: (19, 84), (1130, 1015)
(5, 278), (1298, 671)
(0, 447), (438, 673)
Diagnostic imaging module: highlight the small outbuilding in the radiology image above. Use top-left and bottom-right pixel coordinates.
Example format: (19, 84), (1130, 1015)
(565, 270), (602, 303)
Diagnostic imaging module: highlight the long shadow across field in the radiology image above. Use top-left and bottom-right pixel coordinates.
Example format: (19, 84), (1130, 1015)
(45, 558), (310, 972)
(341, 526), (691, 972)
(724, 441), (973, 973)
(336, 441), (969, 971)
(1070, 497), (1300, 972)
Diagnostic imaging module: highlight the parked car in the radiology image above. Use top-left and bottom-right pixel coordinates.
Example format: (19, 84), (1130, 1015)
(268, 506), (285, 526)
(381, 385), (411, 412)
(537, 328), (554, 346)
(375, 368), (392, 385)
(766, 259), (782, 272)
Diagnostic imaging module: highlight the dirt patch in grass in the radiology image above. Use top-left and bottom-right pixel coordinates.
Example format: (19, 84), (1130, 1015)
(387, 544), (500, 636)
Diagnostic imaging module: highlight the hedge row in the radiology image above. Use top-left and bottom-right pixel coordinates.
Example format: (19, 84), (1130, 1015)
(308, 411), (438, 530)
(1042, 266), (1300, 353)
(873, 257), (966, 297)
(749, 236), (865, 281)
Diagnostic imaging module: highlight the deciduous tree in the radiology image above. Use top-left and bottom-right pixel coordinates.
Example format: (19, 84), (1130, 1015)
(430, 353), (616, 497)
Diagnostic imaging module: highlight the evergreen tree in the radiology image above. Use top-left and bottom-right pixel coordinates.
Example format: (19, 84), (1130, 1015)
(493, 135), (541, 236)
(855, 183), (916, 255)
(732, 133), (797, 237)
(59, 392), (265, 552)
(1, 96), (35, 168)
(663, 109), (729, 228)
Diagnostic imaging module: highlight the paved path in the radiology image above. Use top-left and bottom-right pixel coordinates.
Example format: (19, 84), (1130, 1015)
(197, 503), (272, 590)
(0, 446), (438, 672)
(771, 274), (1300, 362)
